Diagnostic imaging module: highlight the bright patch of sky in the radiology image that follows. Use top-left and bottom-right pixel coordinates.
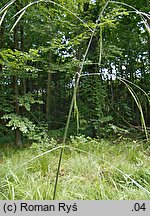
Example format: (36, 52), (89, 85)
(90, 0), (96, 3)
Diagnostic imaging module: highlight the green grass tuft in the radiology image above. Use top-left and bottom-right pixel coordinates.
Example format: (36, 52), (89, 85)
(0, 136), (149, 200)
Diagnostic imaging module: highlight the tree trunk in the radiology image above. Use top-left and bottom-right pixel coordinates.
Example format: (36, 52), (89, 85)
(15, 128), (23, 146)
(46, 70), (52, 130)
(13, 1), (23, 146)
(13, 76), (23, 146)
(0, 23), (4, 73)
(0, 22), (6, 135)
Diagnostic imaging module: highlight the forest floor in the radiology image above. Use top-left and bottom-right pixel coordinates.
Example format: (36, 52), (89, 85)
(0, 135), (150, 200)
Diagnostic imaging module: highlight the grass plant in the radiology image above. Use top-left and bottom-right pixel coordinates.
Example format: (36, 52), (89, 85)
(0, 137), (149, 200)
(0, 0), (149, 200)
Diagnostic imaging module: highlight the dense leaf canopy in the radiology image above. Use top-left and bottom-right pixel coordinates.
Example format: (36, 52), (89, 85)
(0, 0), (150, 145)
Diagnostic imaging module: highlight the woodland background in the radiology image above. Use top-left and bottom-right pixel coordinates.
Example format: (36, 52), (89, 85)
(0, 0), (150, 145)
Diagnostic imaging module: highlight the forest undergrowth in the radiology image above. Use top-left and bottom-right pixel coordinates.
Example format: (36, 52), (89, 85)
(0, 135), (149, 200)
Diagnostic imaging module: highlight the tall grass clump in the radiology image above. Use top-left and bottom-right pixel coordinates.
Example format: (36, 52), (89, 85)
(0, 137), (149, 200)
(0, 0), (149, 199)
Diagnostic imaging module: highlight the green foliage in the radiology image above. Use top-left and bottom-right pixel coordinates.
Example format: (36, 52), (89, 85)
(28, 126), (50, 146)
(0, 49), (40, 78)
(2, 114), (36, 134)
(18, 93), (44, 111)
(1, 114), (49, 145)
(0, 0), (149, 140)
(0, 94), (13, 114)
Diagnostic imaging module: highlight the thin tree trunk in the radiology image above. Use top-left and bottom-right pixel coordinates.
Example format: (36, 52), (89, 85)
(0, 23), (6, 135)
(0, 23), (4, 73)
(20, 22), (26, 95)
(13, 1), (23, 146)
(46, 70), (52, 130)
(13, 75), (23, 146)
